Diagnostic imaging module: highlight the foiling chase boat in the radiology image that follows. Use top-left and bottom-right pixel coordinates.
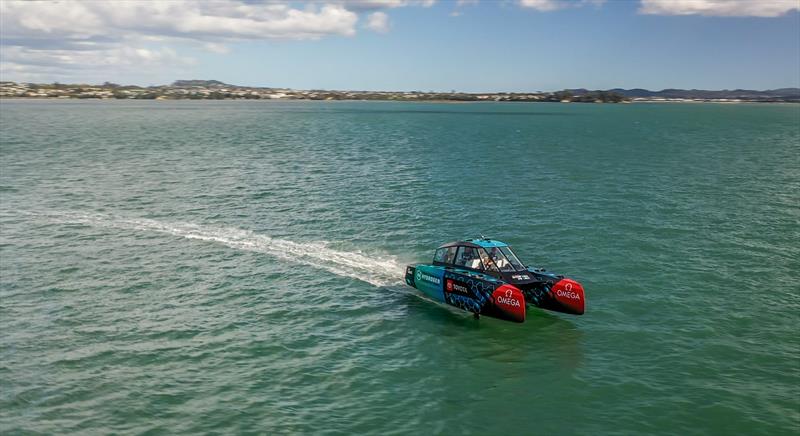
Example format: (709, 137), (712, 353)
(405, 238), (585, 323)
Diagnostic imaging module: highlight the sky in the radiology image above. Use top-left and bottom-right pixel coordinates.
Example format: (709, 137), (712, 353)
(1, 0), (798, 91)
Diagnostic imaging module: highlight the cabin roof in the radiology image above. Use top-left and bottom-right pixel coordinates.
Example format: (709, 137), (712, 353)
(437, 238), (509, 250)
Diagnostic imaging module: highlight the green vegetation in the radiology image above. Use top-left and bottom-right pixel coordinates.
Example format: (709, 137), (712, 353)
(6, 80), (794, 103)
(0, 80), (634, 103)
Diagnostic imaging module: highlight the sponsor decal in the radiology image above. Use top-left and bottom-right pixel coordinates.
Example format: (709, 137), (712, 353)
(415, 270), (441, 285)
(550, 279), (585, 315)
(496, 288), (522, 307)
(491, 285), (525, 322)
(555, 282), (581, 300)
(512, 274), (530, 280)
(445, 279), (471, 297)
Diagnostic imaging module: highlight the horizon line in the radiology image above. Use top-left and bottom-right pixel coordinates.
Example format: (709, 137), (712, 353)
(2, 79), (799, 94)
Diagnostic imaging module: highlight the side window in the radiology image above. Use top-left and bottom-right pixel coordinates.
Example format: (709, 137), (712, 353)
(433, 248), (446, 263)
(443, 247), (457, 264)
(454, 246), (484, 270)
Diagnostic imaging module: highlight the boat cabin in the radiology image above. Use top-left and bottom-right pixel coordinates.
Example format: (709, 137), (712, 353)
(432, 239), (527, 278)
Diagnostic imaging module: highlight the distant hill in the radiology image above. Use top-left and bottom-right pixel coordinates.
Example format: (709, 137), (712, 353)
(568, 87), (800, 101)
(4, 79), (798, 103)
(167, 81), (798, 101)
(171, 79), (232, 88)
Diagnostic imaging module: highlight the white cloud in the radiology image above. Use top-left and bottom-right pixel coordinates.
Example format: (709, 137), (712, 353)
(450, 0), (478, 17)
(0, 1), (361, 82)
(0, 44), (196, 83)
(204, 43), (231, 54)
(366, 11), (391, 33)
(639, 0), (800, 17)
(518, 0), (565, 11)
(0, 0), (444, 81)
(518, 0), (606, 12)
(339, 0), (435, 10)
(1, 45), (195, 69)
(342, 0), (408, 9)
(0, 1), (360, 43)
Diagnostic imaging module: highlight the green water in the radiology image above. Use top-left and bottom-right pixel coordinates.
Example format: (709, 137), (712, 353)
(1, 100), (798, 434)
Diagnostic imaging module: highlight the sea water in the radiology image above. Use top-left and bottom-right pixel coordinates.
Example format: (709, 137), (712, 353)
(1, 100), (798, 434)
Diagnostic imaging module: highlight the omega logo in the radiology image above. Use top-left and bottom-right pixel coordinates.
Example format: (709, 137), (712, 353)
(556, 288), (581, 300)
(497, 289), (521, 307)
(497, 296), (521, 307)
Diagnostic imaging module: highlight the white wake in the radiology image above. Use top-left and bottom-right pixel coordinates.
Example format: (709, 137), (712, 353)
(46, 211), (405, 287)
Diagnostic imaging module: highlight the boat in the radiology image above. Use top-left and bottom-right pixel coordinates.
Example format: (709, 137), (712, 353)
(404, 238), (585, 323)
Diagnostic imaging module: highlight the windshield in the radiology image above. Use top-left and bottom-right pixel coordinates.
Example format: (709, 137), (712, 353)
(484, 246), (525, 272)
(499, 246), (525, 270)
(485, 247), (512, 272)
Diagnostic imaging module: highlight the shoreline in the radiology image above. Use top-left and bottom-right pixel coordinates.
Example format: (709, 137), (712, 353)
(1, 97), (797, 105)
(4, 81), (797, 104)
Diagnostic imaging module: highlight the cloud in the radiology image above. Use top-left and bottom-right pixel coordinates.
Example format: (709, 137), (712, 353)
(1, 44), (196, 82)
(450, 0), (478, 17)
(0, 1), (360, 43)
(0, 0), (446, 81)
(366, 11), (391, 33)
(0, 1), (362, 82)
(339, 0), (435, 10)
(639, 0), (800, 17)
(204, 43), (231, 54)
(1, 45), (195, 70)
(518, 0), (565, 11)
(518, 0), (606, 12)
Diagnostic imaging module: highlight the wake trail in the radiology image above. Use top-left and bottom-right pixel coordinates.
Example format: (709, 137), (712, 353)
(43, 211), (405, 287)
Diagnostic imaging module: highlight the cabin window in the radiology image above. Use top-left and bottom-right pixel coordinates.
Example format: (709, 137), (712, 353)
(478, 249), (500, 273)
(454, 246), (484, 270)
(443, 247), (457, 264)
(499, 246), (525, 270)
(486, 247), (515, 272)
(434, 247), (458, 264)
